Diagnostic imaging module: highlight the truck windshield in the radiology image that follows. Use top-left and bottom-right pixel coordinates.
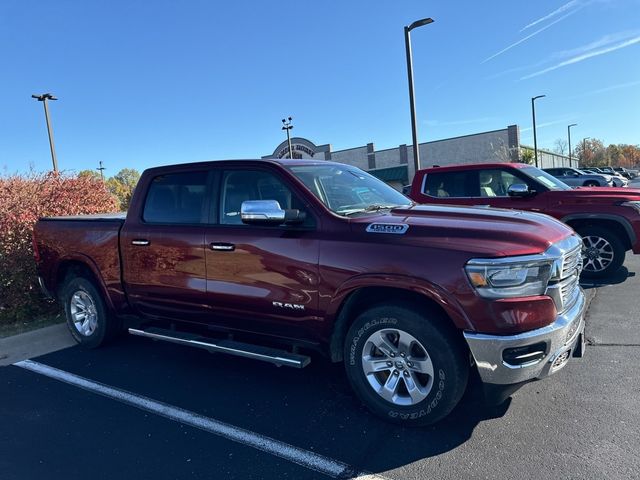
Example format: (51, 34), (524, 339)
(520, 166), (572, 191)
(288, 165), (412, 216)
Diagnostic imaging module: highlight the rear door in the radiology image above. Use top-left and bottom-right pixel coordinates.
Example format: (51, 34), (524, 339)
(203, 166), (321, 338)
(121, 170), (211, 320)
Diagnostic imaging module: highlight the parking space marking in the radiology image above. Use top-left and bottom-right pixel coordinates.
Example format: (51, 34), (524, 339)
(14, 359), (388, 480)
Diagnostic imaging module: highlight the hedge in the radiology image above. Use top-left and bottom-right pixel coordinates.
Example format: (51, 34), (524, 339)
(0, 171), (119, 324)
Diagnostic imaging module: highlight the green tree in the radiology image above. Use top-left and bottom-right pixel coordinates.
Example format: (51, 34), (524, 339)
(106, 168), (140, 210)
(78, 169), (101, 180)
(521, 148), (534, 165)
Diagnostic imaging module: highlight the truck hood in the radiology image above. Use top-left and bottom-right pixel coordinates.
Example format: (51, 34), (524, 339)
(349, 204), (573, 257)
(548, 186), (640, 205)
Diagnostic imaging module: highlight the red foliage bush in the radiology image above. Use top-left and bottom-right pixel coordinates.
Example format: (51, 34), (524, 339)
(0, 171), (118, 323)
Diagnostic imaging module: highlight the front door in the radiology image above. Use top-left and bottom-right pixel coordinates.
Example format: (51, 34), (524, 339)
(204, 167), (321, 339)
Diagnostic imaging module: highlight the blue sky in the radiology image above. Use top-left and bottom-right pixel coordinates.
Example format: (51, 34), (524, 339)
(1, 0), (639, 175)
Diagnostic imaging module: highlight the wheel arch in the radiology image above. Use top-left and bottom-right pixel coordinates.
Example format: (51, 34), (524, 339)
(55, 255), (115, 311)
(327, 278), (471, 362)
(563, 214), (635, 251)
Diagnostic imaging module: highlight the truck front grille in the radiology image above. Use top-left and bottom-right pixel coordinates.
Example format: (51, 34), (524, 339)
(547, 238), (583, 314)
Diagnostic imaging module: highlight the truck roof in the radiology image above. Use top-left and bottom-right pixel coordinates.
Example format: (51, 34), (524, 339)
(142, 158), (347, 175)
(418, 163), (532, 174)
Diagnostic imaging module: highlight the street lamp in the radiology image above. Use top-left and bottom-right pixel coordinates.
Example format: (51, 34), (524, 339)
(32, 93), (59, 173)
(404, 17), (434, 175)
(281, 117), (294, 159)
(531, 94), (545, 168)
(567, 123), (577, 167)
(97, 160), (106, 181)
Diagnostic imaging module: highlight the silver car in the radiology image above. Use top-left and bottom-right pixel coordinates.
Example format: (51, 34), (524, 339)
(543, 167), (613, 187)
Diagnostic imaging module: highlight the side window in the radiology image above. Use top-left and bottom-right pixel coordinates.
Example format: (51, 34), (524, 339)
(143, 172), (207, 224)
(220, 170), (307, 226)
(423, 171), (479, 198)
(478, 169), (524, 197)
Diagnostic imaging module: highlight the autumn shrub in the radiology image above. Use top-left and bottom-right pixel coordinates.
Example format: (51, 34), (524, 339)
(0, 171), (119, 325)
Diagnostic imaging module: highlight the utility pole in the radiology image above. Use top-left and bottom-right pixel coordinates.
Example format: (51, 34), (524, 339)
(531, 95), (545, 168)
(97, 161), (106, 181)
(404, 17), (434, 175)
(32, 93), (59, 173)
(567, 123), (577, 167)
(281, 117), (294, 158)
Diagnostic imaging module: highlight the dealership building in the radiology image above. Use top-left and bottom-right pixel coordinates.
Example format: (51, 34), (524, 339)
(263, 124), (576, 190)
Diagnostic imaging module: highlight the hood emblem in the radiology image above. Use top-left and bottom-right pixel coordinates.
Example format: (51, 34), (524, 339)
(366, 223), (409, 235)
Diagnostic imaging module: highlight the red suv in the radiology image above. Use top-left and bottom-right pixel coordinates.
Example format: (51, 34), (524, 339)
(409, 163), (640, 278)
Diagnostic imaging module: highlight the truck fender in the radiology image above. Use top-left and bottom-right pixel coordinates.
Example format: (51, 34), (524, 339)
(561, 213), (636, 246)
(54, 253), (117, 312)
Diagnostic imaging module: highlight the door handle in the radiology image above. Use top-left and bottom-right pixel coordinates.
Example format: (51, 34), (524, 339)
(131, 239), (150, 246)
(210, 242), (235, 252)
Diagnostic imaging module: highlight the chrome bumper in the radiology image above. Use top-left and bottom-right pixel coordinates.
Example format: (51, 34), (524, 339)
(463, 289), (586, 385)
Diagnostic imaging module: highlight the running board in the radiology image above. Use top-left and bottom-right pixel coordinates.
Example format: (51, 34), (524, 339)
(128, 327), (311, 369)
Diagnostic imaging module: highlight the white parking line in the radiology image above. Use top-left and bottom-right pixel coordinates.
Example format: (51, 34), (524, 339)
(14, 359), (388, 480)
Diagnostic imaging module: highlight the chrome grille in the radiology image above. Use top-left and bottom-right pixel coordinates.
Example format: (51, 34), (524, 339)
(547, 237), (583, 314)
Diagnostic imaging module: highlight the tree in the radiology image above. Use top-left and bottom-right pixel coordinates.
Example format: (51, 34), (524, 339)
(552, 138), (568, 156)
(106, 168), (140, 210)
(521, 148), (534, 165)
(78, 169), (101, 180)
(575, 138), (606, 167)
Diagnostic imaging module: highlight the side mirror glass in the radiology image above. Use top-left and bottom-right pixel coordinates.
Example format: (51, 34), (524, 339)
(507, 184), (531, 197)
(240, 200), (305, 225)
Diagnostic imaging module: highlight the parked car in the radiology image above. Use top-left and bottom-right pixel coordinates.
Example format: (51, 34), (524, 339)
(543, 167), (613, 187)
(409, 162), (640, 278)
(589, 167), (629, 187)
(613, 167), (636, 179)
(34, 159), (587, 426)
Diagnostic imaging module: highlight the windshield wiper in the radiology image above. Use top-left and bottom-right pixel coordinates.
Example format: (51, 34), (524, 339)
(341, 204), (403, 216)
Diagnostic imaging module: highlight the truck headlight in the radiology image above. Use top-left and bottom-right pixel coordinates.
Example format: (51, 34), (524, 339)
(465, 259), (554, 299)
(621, 201), (640, 213)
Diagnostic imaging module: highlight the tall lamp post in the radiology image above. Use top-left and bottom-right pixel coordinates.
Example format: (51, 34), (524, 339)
(404, 17), (434, 175)
(32, 93), (59, 173)
(281, 117), (294, 159)
(567, 123), (577, 167)
(531, 94), (545, 168)
(97, 160), (106, 181)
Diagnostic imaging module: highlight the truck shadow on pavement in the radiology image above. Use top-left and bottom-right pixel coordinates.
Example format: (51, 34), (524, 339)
(580, 266), (635, 290)
(35, 336), (511, 475)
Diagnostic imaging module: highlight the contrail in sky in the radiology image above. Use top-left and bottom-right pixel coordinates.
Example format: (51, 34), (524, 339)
(521, 34), (640, 79)
(521, 0), (580, 31)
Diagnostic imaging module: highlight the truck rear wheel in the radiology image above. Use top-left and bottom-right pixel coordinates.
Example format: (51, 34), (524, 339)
(61, 276), (119, 348)
(576, 226), (625, 279)
(344, 305), (468, 426)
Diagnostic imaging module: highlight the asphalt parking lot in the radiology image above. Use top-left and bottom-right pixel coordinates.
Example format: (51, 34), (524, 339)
(2, 258), (640, 480)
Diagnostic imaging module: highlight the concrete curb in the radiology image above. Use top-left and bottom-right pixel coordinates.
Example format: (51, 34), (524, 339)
(0, 323), (76, 367)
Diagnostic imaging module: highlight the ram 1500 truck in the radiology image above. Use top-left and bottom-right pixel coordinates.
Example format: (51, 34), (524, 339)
(34, 159), (586, 426)
(409, 162), (640, 279)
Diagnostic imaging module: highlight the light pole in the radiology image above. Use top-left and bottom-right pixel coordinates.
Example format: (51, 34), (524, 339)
(281, 117), (294, 159)
(32, 93), (59, 173)
(567, 123), (577, 167)
(404, 17), (434, 175)
(531, 94), (545, 168)
(97, 161), (106, 181)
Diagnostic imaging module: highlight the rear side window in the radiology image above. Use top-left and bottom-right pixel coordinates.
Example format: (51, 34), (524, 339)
(143, 172), (207, 224)
(423, 171), (479, 198)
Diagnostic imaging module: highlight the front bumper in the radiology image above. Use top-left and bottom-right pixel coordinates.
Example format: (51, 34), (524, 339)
(463, 288), (586, 385)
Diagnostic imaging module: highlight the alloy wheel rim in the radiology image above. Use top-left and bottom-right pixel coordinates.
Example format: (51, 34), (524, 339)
(582, 235), (614, 272)
(361, 328), (434, 406)
(69, 290), (98, 336)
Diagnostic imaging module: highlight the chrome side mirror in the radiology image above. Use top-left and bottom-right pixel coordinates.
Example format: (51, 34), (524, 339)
(507, 184), (531, 197)
(240, 200), (305, 225)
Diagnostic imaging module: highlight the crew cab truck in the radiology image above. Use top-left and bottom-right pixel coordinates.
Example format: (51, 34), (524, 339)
(409, 163), (640, 279)
(34, 159), (586, 426)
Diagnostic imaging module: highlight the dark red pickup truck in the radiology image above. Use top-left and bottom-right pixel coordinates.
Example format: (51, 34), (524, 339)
(409, 163), (640, 278)
(34, 159), (586, 425)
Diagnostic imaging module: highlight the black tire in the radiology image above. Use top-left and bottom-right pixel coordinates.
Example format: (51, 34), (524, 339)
(576, 226), (626, 279)
(61, 276), (120, 348)
(583, 181), (599, 187)
(344, 305), (468, 426)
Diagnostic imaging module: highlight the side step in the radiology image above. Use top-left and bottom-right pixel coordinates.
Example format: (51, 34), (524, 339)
(128, 327), (311, 369)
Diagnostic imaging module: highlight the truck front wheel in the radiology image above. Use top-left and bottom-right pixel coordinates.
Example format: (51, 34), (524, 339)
(344, 305), (468, 426)
(61, 276), (119, 348)
(576, 226), (625, 279)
